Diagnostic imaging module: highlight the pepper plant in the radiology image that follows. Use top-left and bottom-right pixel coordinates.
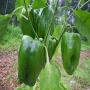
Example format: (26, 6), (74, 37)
(17, 0), (90, 89)
(0, 0), (90, 89)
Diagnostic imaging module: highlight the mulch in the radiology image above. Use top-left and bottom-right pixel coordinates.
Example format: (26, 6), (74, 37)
(0, 51), (18, 90)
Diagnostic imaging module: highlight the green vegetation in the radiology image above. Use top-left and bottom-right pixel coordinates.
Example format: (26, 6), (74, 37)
(0, 21), (90, 90)
(0, 25), (22, 51)
(0, 0), (90, 90)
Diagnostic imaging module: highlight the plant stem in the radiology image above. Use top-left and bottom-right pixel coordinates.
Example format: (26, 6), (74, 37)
(51, 25), (67, 58)
(45, 46), (49, 65)
(23, 0), (28, 14)
(57, 26), (66, 46)
(12, 6), (23, 14)
(80, 0), (90, 9)
(44, 0), (59, 45)
(23, 0), (39, 39)
(75, 0), (82, 10)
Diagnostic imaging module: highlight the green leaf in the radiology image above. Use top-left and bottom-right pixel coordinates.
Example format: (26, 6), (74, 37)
(15, 0), (30, 8)
(0, 14), (11, 38)
(40, 63), (61, 90)
(39, 47), (61, 90)
(15, 0), (23, 8)
(32, 0), (47, 9)
(15, 0), (30, 19)
(74, 9), (90, 44)
(53, 23), (62, 39)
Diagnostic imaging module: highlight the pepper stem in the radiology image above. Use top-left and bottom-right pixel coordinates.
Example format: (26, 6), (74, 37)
(45, 46), (50, 64)
(52, 25), (68, 55)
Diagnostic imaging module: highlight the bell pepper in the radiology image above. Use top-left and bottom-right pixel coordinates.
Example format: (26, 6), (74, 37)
(61, 32), (81, 75)
(20, 7), (54, 39)
(38, 7), (54, 38)
(47, 36), (58, 60)
(18, 35), (46, 86)
(20, 8), (35, 38)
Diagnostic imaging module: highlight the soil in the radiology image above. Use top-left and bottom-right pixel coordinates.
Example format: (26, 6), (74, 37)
(0, 50), (18, 90)
(0, 50), (90, 90)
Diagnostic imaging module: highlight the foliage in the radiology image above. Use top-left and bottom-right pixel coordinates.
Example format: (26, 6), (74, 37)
(81, 41), (90, 51)
(0, 14), (11, 41)
(39, 47), (61, 90)
(0, 25), (22, 51)
(0, 0), (90, 90)
(53, 22), (62, 39)
(32, 0), (47, 9)
(15, 0), (90, 89)
(75, 9), (90, 44)
(15, 0), (30, 8)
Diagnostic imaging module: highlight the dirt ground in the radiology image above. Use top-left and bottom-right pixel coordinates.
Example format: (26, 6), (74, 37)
(0, 50), (90, 90)
(0, 50), (18, 90)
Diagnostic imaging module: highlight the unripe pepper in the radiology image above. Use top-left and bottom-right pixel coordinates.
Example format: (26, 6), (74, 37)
(20, 8), (35, 38)
(61, 32), (81, 75)
(18, 35), (46, 86)
(38, 7), (54, 38)
(20, 7), (54, 39)
(47, 36), (57, 60)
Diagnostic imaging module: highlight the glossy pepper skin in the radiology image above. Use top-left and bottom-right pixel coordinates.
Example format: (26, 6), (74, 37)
(20, 7), (54, 39)
(38, 7), (54, 38)
(47, 36), (57, 60)
(61, 32), (81, 75)
(20, 8), (35, 38)
(18, 35), (46, 86)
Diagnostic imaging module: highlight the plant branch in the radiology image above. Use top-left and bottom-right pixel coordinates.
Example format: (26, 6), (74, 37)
(80, 0), (90, 9)
(52, 25), (67, 57)
(57, 26), (67, 46)
(12, 6), (23, 14)
(75, 0), (82, 10)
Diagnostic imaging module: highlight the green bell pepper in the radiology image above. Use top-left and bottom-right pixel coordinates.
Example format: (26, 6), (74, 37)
(47, 36), (57, 60)
(61, 32), (81, 75)
(18, 35), (46, 86)
(20, 8), (35, 38)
